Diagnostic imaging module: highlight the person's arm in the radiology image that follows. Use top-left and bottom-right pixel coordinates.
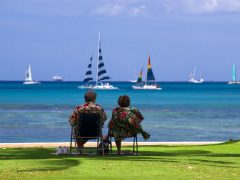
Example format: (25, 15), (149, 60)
(134, 108), (144, 122)
(69, 108), (78, 126)
(99, 108), (107, 127)
(108, 109), (116, 129)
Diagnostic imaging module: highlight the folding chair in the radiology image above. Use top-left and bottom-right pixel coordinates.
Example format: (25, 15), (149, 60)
(109, 133), (138, 155)
(69, 110), (105, 155)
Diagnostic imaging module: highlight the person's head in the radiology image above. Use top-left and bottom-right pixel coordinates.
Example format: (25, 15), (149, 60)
(84, 91), (97, 103)
(118, 95), (130, 107)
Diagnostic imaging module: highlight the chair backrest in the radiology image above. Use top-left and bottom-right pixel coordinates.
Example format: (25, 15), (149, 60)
(75, 110), (102, 138)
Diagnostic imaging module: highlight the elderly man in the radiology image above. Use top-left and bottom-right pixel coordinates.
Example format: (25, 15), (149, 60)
(69, 91), (107, 150)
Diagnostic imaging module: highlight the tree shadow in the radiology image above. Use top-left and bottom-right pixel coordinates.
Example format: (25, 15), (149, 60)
(16, 159), (80, 172)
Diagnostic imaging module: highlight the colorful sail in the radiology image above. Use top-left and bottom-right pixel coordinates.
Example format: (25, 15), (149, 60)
(97, 33), (110, 82)
(232, 64), (236, 82)
(146, 55), (156, 82)
(83, 56), (93, 83)
(137, 68), (143, 84)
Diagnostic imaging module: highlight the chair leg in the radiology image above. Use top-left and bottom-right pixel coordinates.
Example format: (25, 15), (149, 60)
(133, 135), (136, 154)
(132, 135), (138, 155)
(101, 138), (105, 156)
(136, 135), (138, 155)
(109, 136), (113, 154)
(70, 127), (73, 155)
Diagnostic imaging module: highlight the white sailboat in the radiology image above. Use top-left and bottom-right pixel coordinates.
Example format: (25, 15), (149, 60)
(78, 32), (117, 90)
(228, 64), (240, 84)
(132, 55), (161, 90)
(23, 65), (40, 84)
(189, 68), (204, 84)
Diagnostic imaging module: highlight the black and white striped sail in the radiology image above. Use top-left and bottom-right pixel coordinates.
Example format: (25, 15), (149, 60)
(97, 33), (110, 82)
(83, 56), (93, 83)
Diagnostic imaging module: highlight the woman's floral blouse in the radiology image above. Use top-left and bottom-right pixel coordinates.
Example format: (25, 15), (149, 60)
(108, 107), (145, 141)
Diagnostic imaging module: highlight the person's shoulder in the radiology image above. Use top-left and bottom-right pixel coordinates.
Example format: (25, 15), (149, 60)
(76, 105), (84, 110)
(112, 107), (121, 112)
(95, 104), (104, 110)
(130, 106), (138, 111)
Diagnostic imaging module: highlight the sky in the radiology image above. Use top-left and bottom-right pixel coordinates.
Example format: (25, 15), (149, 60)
(1, 0), (240, 81)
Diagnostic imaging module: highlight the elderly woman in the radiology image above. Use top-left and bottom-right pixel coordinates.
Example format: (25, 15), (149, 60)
(108, 95), (150, 154)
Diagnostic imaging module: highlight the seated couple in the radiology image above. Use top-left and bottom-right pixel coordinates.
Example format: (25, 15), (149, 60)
(69, 91), (150, 154)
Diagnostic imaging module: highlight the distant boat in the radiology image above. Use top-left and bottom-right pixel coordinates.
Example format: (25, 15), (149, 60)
(228, 64), (240, 84)
(52, 75), (64, 81)
(23, 65), (40, 85)
(129, 80), (137, 83)
(78, 32), (118, 90)
(132, 55), (161, 90)
(189, 68), (204, 84)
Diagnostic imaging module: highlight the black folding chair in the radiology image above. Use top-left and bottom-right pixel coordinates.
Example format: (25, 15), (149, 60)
(69, 110), (105, 155)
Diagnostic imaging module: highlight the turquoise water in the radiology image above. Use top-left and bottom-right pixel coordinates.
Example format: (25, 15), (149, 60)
(0, 81), (240, 142)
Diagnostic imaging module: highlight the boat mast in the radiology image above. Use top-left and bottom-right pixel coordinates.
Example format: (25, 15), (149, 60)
(96, 32), (100, 86)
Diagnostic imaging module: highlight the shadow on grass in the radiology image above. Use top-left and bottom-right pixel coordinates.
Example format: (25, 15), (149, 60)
(0, 148), (80, 172)
(17, 159), (80, 172)
(1, 141), (240, 170)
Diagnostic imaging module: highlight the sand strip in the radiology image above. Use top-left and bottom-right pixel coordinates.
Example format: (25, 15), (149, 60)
(0, 141), (222, 148)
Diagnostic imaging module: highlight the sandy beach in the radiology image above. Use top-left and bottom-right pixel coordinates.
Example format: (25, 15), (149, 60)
(0, 141), (222, 148)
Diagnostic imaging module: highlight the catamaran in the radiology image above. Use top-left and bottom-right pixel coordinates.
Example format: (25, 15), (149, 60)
(189, 68), (204, 84)
(78, 33), (117, 90)
(228, 64), (240, 84)
(132, 55), (161, 90)
(23, 65), (40, 85)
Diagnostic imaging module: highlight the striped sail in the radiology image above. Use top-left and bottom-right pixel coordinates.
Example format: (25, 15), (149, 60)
(97, 33), (110, 82)
(232, 64), (236, 82)
(146, 55), (156, 82)
(137, 68), (143, 84)
(83, 56), (93, 83)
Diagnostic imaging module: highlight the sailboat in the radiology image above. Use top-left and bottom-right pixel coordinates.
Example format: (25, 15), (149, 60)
(132, 55), (161, 90)
(79, 33), (117, 90)
(23, 65), (40, 84)
(228, 64), (240, 84)
(189, 68), (204, 84)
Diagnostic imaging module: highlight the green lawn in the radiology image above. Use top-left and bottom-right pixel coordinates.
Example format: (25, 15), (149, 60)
(0, 141), (240, 180)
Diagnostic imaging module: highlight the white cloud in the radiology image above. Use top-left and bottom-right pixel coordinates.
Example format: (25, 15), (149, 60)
(162, 0), (240, 14)
(91, 0), (240, 16)
(91, 0), (147, 16)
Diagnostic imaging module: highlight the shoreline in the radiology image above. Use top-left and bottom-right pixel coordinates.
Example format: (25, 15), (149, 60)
(0, 141), (222, 148)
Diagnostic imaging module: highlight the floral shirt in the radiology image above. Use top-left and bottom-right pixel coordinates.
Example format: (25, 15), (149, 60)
(108, 107), (145, 141)
(69, 102), (107, 127)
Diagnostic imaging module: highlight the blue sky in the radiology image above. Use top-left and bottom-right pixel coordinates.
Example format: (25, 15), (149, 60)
(1, 0), (240, 81)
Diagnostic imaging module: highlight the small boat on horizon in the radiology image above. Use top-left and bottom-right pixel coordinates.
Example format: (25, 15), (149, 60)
(78, 32), (118, 90)
(52, 75), (64, 81)
(228, 64), (240, 84)
(189, 68), (204, 84)
(132, 55), (161, 90)
(23, 65), (40, 85)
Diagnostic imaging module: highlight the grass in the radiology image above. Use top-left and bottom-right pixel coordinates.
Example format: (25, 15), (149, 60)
(0, 140), (240, 180)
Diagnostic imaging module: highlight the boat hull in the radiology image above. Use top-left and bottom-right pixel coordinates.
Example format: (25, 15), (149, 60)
(23, 81), (40, 85)
(132, 84), (161, 90)
(228, 81), (240, 84)
(78, 83), (118, 90)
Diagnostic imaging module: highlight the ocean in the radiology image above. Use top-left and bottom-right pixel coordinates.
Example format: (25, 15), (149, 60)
(0, 81), (240, 143)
